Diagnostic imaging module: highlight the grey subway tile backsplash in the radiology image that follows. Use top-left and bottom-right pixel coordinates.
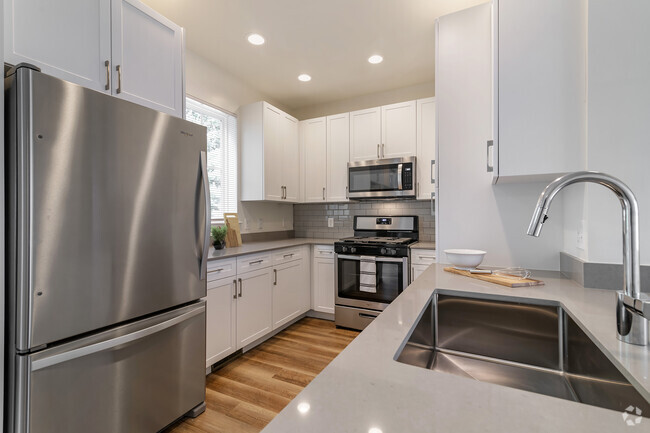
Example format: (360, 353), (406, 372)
(293, 199), (435, 246)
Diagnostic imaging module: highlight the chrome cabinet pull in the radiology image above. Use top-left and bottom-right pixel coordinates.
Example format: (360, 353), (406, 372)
(238, 278), (242, 297)
(322, 187), (326, 200)
(214, 268), (224, 272)
(377, 144), (380, 158)
(273, 269), (277, 285)
(487, 140), (494, 172)
(346, 186), (349, 199)
(233, 279), (237, 299)
(382, 143), (385, 157)
(419, 256), (436, 260)
(104, 60), (110, 90)
(116, 65), (123, 94)
(249, 259), (263, 265)
(283, 253), (294, 258)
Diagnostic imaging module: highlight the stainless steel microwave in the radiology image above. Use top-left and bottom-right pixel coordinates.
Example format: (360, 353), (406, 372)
(348, 157), (416, 199)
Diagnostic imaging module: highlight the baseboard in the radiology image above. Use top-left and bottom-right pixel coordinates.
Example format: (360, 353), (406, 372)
(305, 310), (335, 321)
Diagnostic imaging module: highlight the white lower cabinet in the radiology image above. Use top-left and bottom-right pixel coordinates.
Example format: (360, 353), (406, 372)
(411, 264), (429, 282)
(236, 267), (273, 348)
(410, 248), (437, 282)
(205, 277), (237, 368)
(272, 258), (309, 329)
(312, 245), (335, 314)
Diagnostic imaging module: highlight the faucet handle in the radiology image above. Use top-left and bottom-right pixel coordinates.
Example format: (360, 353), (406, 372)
(622, 293), (650, 318)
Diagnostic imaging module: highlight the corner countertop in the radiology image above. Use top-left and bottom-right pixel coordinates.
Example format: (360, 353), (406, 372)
(410, 241), (436, 250)
(262, 264), (650, 433)
(207, 238), (335, 260)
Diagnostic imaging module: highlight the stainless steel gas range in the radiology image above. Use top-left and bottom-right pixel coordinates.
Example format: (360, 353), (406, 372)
(334, 216), (419, 330)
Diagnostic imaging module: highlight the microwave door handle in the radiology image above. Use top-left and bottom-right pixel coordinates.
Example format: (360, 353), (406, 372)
(397, 163), (403, 190)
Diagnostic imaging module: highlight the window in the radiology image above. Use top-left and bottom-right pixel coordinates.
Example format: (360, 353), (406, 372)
(185, 98), (237, 221)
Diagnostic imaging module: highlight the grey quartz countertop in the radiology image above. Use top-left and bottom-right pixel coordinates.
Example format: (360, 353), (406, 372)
(207, 238), (335, 260)
(262, 264), (650, 433)
(410, 241), (436, 250)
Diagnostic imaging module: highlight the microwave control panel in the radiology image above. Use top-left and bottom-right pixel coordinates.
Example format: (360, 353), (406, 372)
(402, 164), (413, 189)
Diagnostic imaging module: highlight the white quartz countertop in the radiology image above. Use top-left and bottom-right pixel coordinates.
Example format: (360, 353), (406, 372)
(262, 264), (650, 433)
(410, 241), (436, 250)
(207, 238), (334, 260)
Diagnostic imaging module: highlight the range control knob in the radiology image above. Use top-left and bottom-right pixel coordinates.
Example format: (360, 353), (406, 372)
(390, 249), (397, 255)
(342, 246), (348, 253)
(380, 248), (387, 255)
(350, 247), (357, 254)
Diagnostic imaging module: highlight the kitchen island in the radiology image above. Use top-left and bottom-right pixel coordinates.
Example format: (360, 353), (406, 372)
(262, 264), (650, 432)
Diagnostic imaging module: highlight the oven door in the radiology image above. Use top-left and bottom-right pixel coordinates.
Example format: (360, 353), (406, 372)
(348, 157), (416, 199)
(335, 254), (409, 311)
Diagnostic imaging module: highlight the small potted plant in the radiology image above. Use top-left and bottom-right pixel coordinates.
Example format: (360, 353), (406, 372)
(211, 226), (228, 250)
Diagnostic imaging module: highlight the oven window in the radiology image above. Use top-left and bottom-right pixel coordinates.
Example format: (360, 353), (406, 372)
(349, 164), (400, 192)
(337, 257), (403, 303)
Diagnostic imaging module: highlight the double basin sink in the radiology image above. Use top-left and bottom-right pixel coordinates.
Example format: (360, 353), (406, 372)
(396, 292), (650, 414)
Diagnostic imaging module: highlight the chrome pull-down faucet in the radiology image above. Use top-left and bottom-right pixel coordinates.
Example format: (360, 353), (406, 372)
(527, 171), (649, 346)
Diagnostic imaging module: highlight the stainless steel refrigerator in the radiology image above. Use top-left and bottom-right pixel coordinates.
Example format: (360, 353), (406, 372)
(4, 65), (210, 433)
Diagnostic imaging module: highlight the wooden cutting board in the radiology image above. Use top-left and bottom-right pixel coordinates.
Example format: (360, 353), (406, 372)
(444, 267), (545, 288)
(223, 213), (242, 247)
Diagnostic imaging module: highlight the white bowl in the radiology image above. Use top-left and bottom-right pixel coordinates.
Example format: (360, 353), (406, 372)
(444, 249), (487, 270)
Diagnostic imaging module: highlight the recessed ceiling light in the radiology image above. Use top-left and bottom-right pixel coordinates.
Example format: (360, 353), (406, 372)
(298, 74), (312, 82)
(369, 428), (383, 433)
(368, 55), (383, 64)
(247, 33), (265, 45)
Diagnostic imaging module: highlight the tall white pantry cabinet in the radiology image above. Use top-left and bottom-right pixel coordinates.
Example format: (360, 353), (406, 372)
(3, 0), (185, 117)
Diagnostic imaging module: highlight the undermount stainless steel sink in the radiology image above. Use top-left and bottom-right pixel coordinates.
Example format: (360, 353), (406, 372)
(396, 292), (650, 414)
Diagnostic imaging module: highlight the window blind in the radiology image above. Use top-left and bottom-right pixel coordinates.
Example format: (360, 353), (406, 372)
(185, 98), (238, 221)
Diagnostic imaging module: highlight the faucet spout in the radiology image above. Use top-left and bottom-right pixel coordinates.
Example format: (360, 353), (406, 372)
(528, 171), (648, 345)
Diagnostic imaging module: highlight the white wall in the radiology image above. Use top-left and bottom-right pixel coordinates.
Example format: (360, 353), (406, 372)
(292, 81), (435, 120)
(562, 0), (650, 265)
(185, 50), (295, 233)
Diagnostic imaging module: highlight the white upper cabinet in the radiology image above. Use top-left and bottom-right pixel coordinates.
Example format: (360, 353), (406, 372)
(350, 102), (417, 161)
(301, 117), (328, 202)
(416, 98), (436, 200)
(327, 113), (350, 202)
(381, 101), (417, 158)
(493, 0), (586, 182)
(240, 101), (301, 203)
(4, 0), (112, 92)
(282, 114), (301, 202)
(350, 107), (382, 161)
(4, 0), (185, 117)
(111, 0), (184, 116)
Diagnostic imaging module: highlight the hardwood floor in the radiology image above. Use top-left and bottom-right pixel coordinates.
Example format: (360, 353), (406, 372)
(164, 317), (359, 433)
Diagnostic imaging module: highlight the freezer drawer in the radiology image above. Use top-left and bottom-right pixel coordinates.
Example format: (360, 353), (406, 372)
(10, 302), (206, 433)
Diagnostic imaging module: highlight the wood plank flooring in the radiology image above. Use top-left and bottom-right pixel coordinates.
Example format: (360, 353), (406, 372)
(164, 317), (359, 433)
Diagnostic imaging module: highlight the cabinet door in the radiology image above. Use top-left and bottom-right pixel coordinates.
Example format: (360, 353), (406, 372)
(327, 113), (350, 202)
(382, 100), (417, 158)
(497, 0), (585, 180)
(416, 98), (437, 199)
(282, 114), (301, 202)
(206, 278), (237, 367)
(411, 264), (430, 282)
(263, 104), (284, 201)
(4, 0), (111, 92)
(350, 107), (381, 161)
(272, 260), (307, 329)
(236, 268), (273, 348)
(111, 0), (184, 117)
(302, 118), (327, 202)
(312, 258), (335, 314)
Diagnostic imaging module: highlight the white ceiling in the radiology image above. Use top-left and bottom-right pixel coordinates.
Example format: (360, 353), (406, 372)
(142, 0), (486, 110)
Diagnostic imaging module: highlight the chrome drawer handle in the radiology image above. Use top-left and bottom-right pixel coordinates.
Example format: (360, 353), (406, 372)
(249, 259), (264, 265)
(283, 253), (294, 258)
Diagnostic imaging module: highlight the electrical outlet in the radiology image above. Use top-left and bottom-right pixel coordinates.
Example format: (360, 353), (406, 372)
(257, 218), (263, 230)
(327, 217), (334, 228)
(577, 219), (586, 250)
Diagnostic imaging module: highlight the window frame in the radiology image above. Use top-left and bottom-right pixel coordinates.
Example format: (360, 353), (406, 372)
(185, 96), (238, 224)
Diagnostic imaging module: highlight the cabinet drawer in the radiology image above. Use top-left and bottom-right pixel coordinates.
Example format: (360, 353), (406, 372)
(273, 247), (304, 265)
(313, 244), (335, 259)
(411, 249), (437, 265)
(237, 252), (273, 273)
(207, 258), (237, 282)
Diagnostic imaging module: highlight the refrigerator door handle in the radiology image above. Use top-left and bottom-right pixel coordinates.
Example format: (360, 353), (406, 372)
(30, 306), (204, 372)
(199, 151), (211, 279)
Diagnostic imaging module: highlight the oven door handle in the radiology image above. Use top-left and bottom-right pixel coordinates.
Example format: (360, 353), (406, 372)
(336, 254), (406, 263)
